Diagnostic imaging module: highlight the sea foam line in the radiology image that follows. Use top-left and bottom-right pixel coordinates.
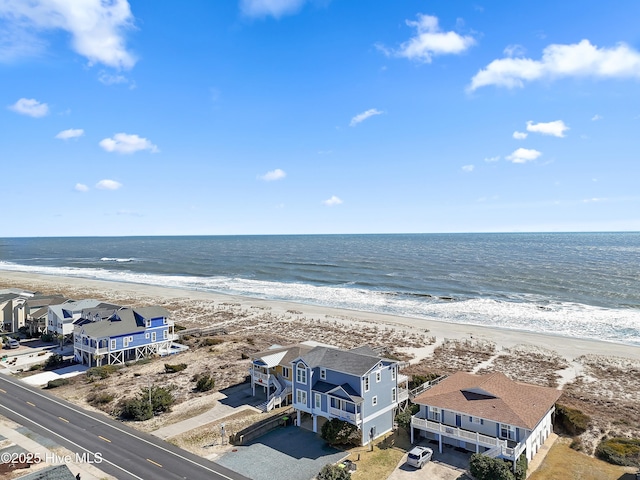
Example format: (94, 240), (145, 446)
(0, 261), (638, 346)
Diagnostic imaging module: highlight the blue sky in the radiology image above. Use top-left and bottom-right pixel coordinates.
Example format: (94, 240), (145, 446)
(2, 0), (639, 236)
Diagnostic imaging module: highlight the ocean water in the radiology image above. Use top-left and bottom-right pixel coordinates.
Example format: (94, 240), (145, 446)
(0, 233), (639, 346)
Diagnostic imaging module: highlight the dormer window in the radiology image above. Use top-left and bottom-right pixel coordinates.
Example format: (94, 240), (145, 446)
(376, 371), (381, 383)
(320, 368), (326, 380)
(145, 319), (151, 328)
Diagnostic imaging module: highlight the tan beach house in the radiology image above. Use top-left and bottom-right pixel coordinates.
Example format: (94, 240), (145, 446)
(410, 371), (561, 468)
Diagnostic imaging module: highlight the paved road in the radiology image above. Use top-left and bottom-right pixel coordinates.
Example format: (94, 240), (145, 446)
(0, 374), (250, 480)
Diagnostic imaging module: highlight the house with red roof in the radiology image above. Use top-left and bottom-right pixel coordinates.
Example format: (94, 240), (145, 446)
(410, 371), (561, 467)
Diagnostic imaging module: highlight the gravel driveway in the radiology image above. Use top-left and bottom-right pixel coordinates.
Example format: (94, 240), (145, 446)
(216, 426), (347, 480)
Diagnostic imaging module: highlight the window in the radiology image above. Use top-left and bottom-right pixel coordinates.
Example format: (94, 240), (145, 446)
(110, 339), (116, 350)
(296, 389), (307, 406)
(364, 376), (370, 392)
(428, 406), (441, 422)
(376, 371), (381, 383)
(145, 319), (151, 328)
(500, 424), (516, 441)
(151, 331), (156, 342)
(282, 366), (290, 379)
(372, 396), (378, 406)
(392, 387), (397, 402)
(320, 368), (326, 380)
(296, 364), (307, 384)
(163, 330), (168, 340)
(314, 393), (321, 409)
(470, 416), (481, 424)
(145, 333), (149, 339)
(163, 317), (168, 325)
(391, 367), (396, 381)
(123, 337), (129, 348)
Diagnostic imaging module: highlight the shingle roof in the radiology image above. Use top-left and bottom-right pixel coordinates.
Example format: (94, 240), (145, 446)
(252, 344), (315, 367)
(77, 306), (169, 338)
(15, 464), (77, 480)
(412, 371), (562, 430)
(298, 346), (384, 377)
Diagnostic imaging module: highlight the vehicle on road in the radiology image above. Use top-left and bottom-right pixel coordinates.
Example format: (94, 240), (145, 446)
(4, 338), (20, 349)
(406, 446), (433, 469)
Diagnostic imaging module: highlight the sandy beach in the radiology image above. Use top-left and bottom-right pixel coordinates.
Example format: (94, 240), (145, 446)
(2, 270), (640, 457)
(2, 270), (639, 361)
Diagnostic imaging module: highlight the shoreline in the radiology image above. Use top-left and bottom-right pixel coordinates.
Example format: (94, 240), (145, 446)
(2, 270), (639, 362)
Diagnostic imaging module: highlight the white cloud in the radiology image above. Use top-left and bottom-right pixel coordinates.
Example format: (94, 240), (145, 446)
(469, 39), (640, 91)
(259, 168), (286, 181)
(462, 165), (474, 172)
(350, 108), (383, 127)
(0, 0), (136, 69)
(526, 120), (569, 137)
(240, 0), (306, 18)
(506, 148), (542, 164)
(55, 128), (84, 140)
(512, 131), (528, 140)
(99, 133), (158, 154)
(95, 179), (122, 190)
(74, 183), (89, 192)
(389, 14), (475, 63)
(8, 97), (48, 117)
(484, 156), (500, 163)
(583, 197), (607, 203)
(591, 114), (603, 121)
(322, 195), (343, 206)
(503, 44), (525, 57)
(98, 71), (134, 87)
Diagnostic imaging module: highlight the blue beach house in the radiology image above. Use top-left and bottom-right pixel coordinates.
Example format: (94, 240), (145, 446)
(73, 306), (178, 366)
(291, 345), (406, 445)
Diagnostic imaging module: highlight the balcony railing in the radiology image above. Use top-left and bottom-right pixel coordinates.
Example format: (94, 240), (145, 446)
(329, 407), (361, 424)
(398, 389), (409, 403)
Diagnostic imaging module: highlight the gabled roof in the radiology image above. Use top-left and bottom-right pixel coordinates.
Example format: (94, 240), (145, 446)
(413, 372), (562, 430)
(132, 305), (170, 320)
(252, 344), (315, 367)
(49, 299), (104, 318)
(76, 306), (170, 339)
(296, 346), (388, 377)
(26, 295), (67, 309)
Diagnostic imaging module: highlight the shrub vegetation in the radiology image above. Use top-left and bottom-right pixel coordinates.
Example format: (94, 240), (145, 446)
(45, 378), (70, 389)
(120, 385), (175, 421)
(164, 363), (187, 373)
(320, 419), (361, 446)
(554, 404), (591, 435)
(195, 374), (215, 392)
(595, 437), (640, 467)
(317, 464), (351, 480)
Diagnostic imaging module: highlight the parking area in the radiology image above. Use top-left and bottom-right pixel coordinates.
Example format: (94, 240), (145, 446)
(388, 443), (472, 480)
(216, 426), (347, 480)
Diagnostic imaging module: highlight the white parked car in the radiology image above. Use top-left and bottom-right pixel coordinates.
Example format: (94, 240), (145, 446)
(6, 338), (20, 349)
(406, 446), (433, 469)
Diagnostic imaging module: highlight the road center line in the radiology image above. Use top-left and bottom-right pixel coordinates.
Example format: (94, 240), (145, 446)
(99, 435), (111, 443)
(58, 416), (69, 423)
(26, 401), (35, 406)
(0, 375), (238, 480)
(0, 402), (144, 480)
(147, 458), (163, 468)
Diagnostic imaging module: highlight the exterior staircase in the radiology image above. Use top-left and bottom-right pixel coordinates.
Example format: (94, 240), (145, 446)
(257, 374), (291, 412)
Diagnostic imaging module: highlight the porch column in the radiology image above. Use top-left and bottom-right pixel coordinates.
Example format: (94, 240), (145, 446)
(439, 433), (442, 453)
(296, 410), (301, 427)
(251, 367), (255, 396)
(410, 424), (414, 443)
(312, 415), (317, 433)
(266, 371), (270, 398)
(476, 432), (479, 453)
